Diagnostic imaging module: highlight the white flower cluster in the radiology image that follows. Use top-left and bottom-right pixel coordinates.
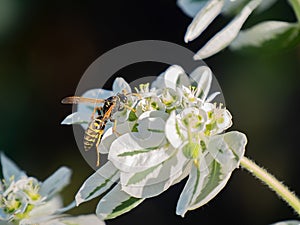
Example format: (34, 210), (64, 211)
(0, 154), (104, 225)
(63, 65), (247, 218)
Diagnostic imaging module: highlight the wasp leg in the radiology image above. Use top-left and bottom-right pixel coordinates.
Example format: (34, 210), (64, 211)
(91, 106), (103, 119)
(95, 132), (103, 167)
(110, 119), (121, 136)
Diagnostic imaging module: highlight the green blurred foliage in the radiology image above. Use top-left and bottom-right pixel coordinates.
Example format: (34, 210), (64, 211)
(0, 1), (299, 225)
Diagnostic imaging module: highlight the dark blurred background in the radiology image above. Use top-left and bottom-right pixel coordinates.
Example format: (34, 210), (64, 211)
(0, 0), (300, 224)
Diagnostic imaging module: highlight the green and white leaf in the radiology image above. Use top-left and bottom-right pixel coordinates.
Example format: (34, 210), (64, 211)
(109, 132), (174, 173)
(96, 184), (144, 220)
(230, 21), (300, 52)
(194, 0), (261, 59)
(99, 121), (135, 154)
(120, 149), (190, 198)
(165, 111), (184, 148)
(185, 0), (225, 43)
(75, 162), (120, 206)
(176, 153), (232, 216)
(207, 131), (247, 174)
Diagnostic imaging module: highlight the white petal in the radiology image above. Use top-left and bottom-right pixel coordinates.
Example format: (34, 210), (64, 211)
(164, 65), (189, 90)
(40, 167), (72, 198)
(185, 0), (224, 43)
(113, 77), (131, 94)
(58, 214), (105, 225)
(77, 89), (113, 118)
(0, 153), (25, 181)
(61, 112), (90, 129)
(217, 109), (233, 132)
(190, 66), (212, 100)
(82, 88), (114, 100)
(109, 133), (173, 173)
(75, 162), (119, 206)
(194, 0), (261, 59)
(96, 184), (144, 220)
(120, 149), (190, 198)
(177, 0), (208, 18)
(165, 111), (183, 148)
(206, 92), (220, 103)
(151, 71), (166, 90)
(20, 215), (64, 225)
(29, 196), (63, 218)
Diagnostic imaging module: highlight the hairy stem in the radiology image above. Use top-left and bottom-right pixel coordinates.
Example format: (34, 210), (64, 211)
(240, 156), (300, 215)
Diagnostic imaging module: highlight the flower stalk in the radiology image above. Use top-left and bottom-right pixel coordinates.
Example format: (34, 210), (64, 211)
(240, 156), (300, 216)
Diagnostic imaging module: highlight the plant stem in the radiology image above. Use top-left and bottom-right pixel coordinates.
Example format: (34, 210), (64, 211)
(289, 0), (300, 22)
(240, 156), (300, 215)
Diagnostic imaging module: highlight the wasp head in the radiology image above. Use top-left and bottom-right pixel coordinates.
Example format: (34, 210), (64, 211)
(117, 93), (128, 103)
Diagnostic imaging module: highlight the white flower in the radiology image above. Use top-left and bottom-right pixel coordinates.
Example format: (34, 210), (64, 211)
(0, 153), (104, 225)
(178, 0), (278, 59)
(72, 65), (247, 218)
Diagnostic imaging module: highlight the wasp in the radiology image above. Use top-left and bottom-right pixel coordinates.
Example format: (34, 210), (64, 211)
(62, 92), (137, 166)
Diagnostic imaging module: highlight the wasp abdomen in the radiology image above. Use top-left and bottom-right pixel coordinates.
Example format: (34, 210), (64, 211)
(83, 118), (105, 151)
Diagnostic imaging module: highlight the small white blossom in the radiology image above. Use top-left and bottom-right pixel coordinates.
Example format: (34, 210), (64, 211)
(0, 153), (104, 225)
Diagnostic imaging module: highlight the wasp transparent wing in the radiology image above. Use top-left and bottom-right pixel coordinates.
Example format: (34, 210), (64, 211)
(61, 96), (106, 104)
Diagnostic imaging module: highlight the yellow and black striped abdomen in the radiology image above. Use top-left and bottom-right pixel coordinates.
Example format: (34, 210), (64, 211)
(83, 118), (105, 151)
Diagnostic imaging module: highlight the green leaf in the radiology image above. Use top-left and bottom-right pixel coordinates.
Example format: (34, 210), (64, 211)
(230, 21), (300, 54)
(96, 184), (144, 220)
(75, 162), (119, 206)
(128, 111), (138, 121)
